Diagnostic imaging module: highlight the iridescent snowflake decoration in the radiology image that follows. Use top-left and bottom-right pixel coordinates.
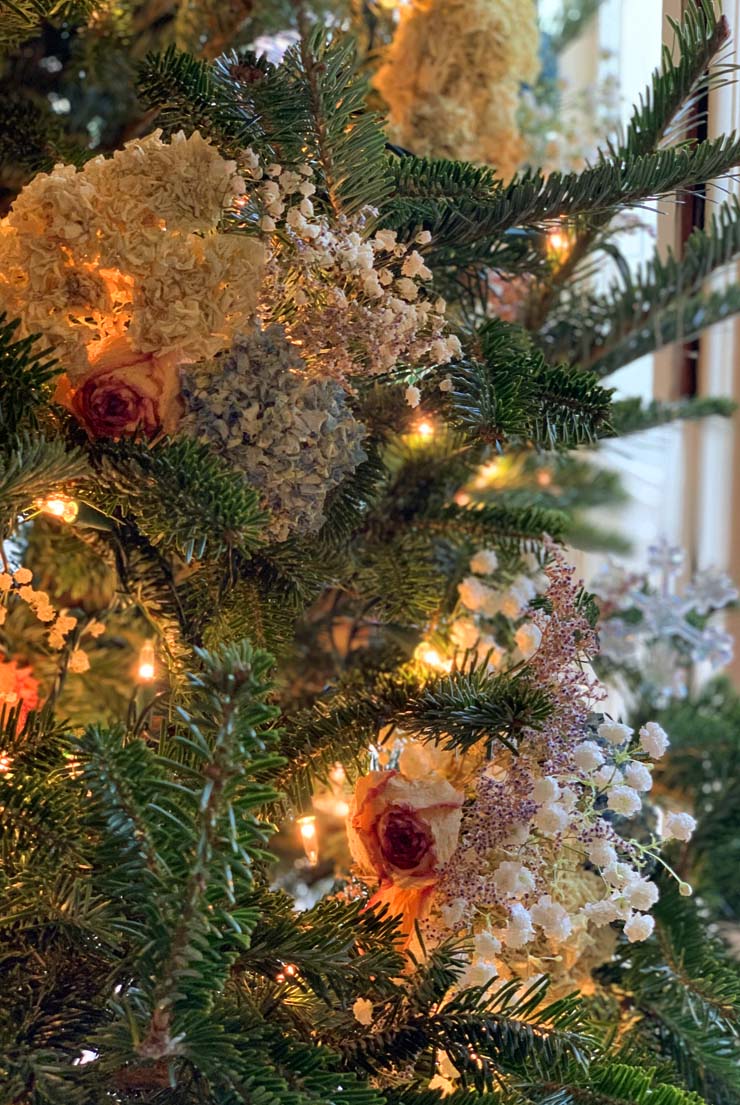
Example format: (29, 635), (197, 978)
(592, 538), (737, 705)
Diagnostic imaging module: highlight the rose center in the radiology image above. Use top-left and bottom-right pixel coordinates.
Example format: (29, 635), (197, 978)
(379, 809), (432, 870)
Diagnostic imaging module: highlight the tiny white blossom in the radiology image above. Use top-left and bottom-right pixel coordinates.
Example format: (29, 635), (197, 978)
(624, 760), (653, 792)
(492, 860), (535, 898)
(502, 903), (534, 948)
(533, 802), (568, 836)
(470, 548), (499, 575)
(624, 913), (655, 942)
(573, 741), (605, 772)
(597, 720), (633, 746)
(662, 811), (697, 842)
(405, 385), (421, 408)
(639, 722), (670, 759)
(587, 839), (618, 868)
(532, 776), (560, 804)
(607, 785), (642, 817)
(593, 764), (624, 789)
(474, 930), (502, 961)
(439, 375), (453, 392)
(624, 877), (659, 912)
(530, 895), (572, 941)
(584, 899), (620, 926)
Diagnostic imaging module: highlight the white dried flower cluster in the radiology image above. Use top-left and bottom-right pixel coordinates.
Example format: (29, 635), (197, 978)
(404, 558), (699, 1001)
(250, 161), (460, 383)
(0, 567), (102, 666)
(0, 130), (264, 380)
(180, 326), (367, 542)
(449, 547), (548, 669)
(373, 0), (539, 179)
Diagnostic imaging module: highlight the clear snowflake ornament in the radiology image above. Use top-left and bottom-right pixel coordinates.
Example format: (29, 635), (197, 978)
(592, 537), (737, 706)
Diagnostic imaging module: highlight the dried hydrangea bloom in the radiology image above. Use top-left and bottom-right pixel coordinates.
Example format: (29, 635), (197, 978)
(0, 130), (264, 383)
(373, 0), (539, 178)
(180, 326), (367, 541)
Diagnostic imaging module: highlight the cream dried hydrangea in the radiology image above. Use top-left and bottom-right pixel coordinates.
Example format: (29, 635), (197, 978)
(373, 0), (539, 178)
(0, 130), (265, 380)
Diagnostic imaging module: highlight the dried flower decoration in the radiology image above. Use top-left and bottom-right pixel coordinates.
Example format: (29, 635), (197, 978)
(373, 0), (539, 179)
(0, 130), (264, 436)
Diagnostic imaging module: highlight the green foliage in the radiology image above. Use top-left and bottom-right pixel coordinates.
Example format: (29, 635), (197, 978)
(0, 435), (87, 537)
(608, 0), (729, 159)
(92, 437), (267, 564)
(280, 25), (392, 216)
(545, 201), (740, 373)
(0, 315), (59, 445)
(433, 320), (613, 449)
(610, 395), (736, 436)
(137, 45), (264, 159)
(0, 0), (98, 49)
(616, 879), (740, 1104)
(385, 137), (740, 255)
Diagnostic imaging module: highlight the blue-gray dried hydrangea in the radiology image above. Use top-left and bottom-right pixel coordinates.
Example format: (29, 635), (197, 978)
(180, 326), (367, 542)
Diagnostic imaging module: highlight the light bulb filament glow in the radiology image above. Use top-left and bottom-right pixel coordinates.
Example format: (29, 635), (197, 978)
(297, 814), (319, 865)
(37, 496), (79, 523)
(137, 640), (156, 682)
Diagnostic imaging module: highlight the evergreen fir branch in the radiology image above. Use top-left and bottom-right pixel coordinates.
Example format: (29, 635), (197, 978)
(282, 25), (392, 216)
(113, 641), (283, 1061)
(430, 503), (568, 550)
(316, 446), (387, 547)
(136, 45), (263, 159)
(532, 364), (614, 448)
(429, 321), (611, 450)
(617, 879), (740, 1104)
(0, 315), (59, 445)
(525, 0), (732, 331)
(93, 437), (267, 564)
(609, 0), (730, 159)
(586, 281), (740, 378)
(0, 0), (98, 49)
(544, 200), (740, 371)
(531, 1060), (708, 1105)
(384, 136), (740, 252)
(396, 668), (552, 754)
(609, 395), (736, 436)
(238, 892), (405, 1004)
(348, 974), (595, 1093)
(0, 435), (87, 537)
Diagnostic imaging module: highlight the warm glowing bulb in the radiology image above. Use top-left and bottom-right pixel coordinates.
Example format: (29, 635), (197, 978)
(334, 799), (350, 818)
(297, 814), (319, 865)
(37, 496), (79, 523)
(329, 762), (346, 786)
(0, 753), (12, 774)
(414, 642), (453, 673)
(137, 640), (156, 683)
(416, 420), (434, 439)
(276, 962), (299, 983)
(546, 223), (572, 262)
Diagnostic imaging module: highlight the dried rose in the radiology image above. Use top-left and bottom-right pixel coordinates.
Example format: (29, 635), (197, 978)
(348, 769), (463, 890)
(58, 333), (184, 439)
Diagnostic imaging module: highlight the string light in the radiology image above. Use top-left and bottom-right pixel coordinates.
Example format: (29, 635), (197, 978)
(137, 640), (156, 683)
(0, 753), (12, 774)
(416, 419), (434, 439)
(297, 814), (319, 865)
(546, 221), (573, 264)
(414, 642), (453, 673)
(276, 962), (299, 983)
(37, 496), (79, 523)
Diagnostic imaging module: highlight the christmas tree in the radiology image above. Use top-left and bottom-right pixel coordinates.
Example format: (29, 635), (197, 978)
(1, 1), (739, 1103)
